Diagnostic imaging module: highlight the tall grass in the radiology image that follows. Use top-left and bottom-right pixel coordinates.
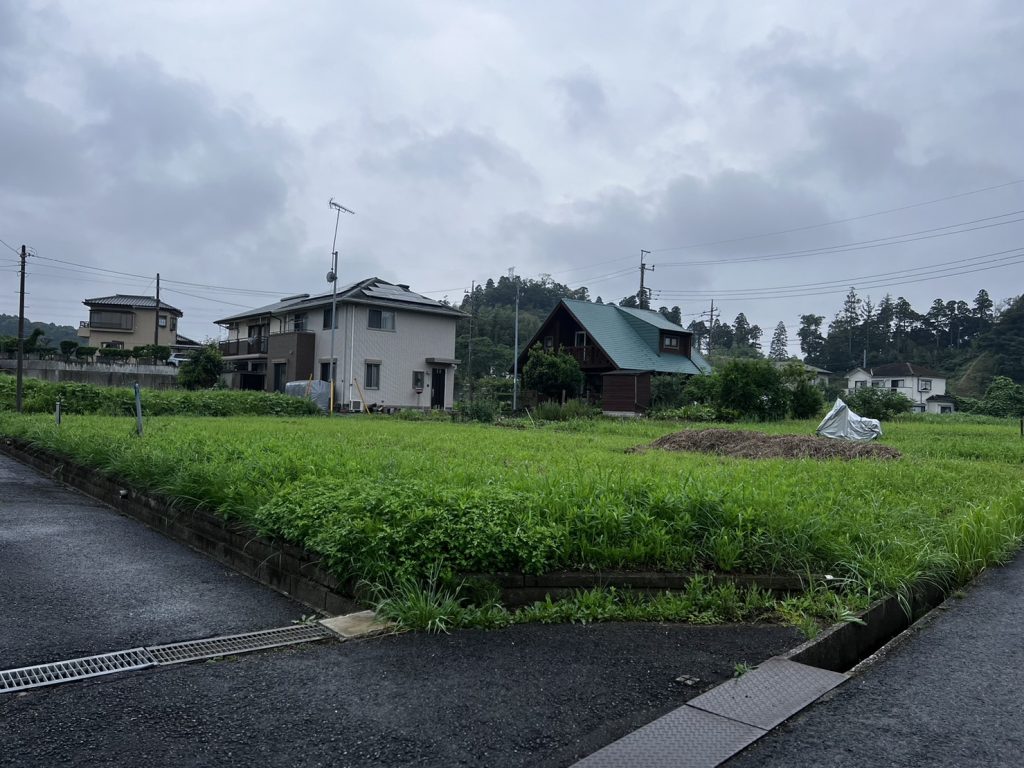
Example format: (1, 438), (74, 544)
(1, 412), (1021, 606)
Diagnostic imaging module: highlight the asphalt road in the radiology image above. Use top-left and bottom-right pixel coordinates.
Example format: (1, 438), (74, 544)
(1, 451), (803, 767)
(0, 453), (307, 668)
(728, 551), (1024, 767)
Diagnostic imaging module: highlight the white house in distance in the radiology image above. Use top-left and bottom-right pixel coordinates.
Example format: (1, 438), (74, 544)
(214, 278), (464, 410)
(846, 362), (956, 414)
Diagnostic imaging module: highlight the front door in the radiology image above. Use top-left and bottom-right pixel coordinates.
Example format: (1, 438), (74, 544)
(430, 367), (445, 409)
(273, 362), (287, 393)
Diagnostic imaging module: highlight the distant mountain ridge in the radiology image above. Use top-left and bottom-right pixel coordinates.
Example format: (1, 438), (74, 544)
(0, 314), (80, 346)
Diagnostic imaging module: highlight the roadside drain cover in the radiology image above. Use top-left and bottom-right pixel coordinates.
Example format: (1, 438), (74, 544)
(686, 657), (847, 730)
(146, 623), (333, 665)
(0, 649), (156, 693)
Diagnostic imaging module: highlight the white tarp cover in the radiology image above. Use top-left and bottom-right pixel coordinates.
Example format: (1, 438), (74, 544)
(816, 398), (882, 441)
(284, 379), (331, 413)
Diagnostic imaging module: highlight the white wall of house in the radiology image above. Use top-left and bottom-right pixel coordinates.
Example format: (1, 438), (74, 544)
(223, 301), (458, 408)
(323, 304), (457, 409)
(847, 369), (949, 412)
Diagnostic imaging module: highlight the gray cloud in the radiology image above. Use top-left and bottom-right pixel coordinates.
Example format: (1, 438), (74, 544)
(359, 127), (537, 186)
(553, 73), (609, 136)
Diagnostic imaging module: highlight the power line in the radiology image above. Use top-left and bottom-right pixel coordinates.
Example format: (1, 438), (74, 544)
(651, 177), (1024, 253)
(654, 249), (1024, 302)
(655, 210), (1024, 268)
(654, 246), (1024, 297)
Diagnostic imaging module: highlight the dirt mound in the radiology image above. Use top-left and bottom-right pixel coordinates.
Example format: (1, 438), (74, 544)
(640, 428), (902, 460)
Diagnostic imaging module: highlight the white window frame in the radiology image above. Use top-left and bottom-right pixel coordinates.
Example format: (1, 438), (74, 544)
(919, 379), (932, 392)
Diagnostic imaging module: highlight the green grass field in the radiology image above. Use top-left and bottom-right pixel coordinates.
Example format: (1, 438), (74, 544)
(2, 413), (1021, 607)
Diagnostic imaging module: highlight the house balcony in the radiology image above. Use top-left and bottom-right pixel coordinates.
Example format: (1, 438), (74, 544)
(219, 336), (269, 357)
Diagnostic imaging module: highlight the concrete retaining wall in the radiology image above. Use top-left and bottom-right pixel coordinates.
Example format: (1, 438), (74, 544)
(0, 359), (180, 389)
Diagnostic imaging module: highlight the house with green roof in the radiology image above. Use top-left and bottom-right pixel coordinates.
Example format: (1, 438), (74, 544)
(517, 298), (711, 415)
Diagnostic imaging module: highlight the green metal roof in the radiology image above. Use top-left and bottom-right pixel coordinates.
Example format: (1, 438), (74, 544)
(561, 299), (709, 375)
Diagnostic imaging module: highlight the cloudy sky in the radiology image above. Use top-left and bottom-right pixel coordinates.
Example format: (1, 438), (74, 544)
(2, 0), (1023, 351)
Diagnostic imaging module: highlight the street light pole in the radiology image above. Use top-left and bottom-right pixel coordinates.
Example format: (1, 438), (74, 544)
(327, 198), (355, 416)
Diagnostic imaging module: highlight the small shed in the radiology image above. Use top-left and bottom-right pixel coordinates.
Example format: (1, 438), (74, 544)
(601, 370), (652, 416)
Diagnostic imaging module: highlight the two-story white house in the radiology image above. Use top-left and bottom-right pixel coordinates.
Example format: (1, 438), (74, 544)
(846, 362), (956, 414)
(214, 278), (464, 410)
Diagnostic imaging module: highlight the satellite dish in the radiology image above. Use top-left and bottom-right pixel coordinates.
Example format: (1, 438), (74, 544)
(326, 270), (336, 283)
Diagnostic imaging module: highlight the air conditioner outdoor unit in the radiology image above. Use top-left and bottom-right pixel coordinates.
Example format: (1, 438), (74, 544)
(349, 399), (363, 413)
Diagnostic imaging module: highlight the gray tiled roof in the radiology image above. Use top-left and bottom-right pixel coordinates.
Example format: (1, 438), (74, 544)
(83, 295), (183, 314)
(214, 278), (464, 324)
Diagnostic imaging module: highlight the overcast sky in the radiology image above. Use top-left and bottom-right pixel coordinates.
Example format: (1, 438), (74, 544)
(2, 1), (1023, 352)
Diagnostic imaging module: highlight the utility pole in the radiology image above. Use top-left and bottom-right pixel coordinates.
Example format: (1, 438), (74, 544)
(510, 267), (521, 412)
(153, 273), (161, 349)
(703, 298), (719, 356)
(15, 245), (27, 413)
(327, 198), (355, 415)
(638, 249), (654, 309)
(467, 280), (475, 405)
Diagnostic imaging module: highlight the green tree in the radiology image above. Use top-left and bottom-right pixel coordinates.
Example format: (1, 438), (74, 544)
(59, 340), (79, 361)
(845, 388), (913, 420)
(797, 314), (825, 365)
(522, 348), (583, 400)
(717, 359), (789, 420)
(769, 322), (789, 360)
(973, 376), (1024, 417)
(178, 345), (223, 390)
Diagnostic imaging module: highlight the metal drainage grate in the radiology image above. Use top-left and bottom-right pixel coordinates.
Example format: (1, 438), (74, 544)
(0, 648), (156, 693)
(146, 624), (333, 665)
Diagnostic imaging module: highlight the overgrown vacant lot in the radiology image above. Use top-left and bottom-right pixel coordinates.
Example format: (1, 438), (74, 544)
(2, 414), (1022, 612)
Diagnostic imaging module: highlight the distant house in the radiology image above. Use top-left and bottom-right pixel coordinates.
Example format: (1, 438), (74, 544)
(517, 299), (711, 415)
(78, 295), (183, 350)
(214, 278), (464, 410)
(846, 362), (955, 414)
(773, 361), (832, 388)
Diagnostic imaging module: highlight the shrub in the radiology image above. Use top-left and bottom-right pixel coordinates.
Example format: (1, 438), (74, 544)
(531, 399), (599, 421)
(75, 346), (97, 361)
(0, 377), (319, 416)
(717, 359), (789, 421)
(522, 348), (583, 400)
(845, 387), (914, 420)
(59, 340), (79, 361)
(972, 376), (1024, 418)
(178, 345), (223, 390)
(650, 374), (688, 409)
(457, 398), (501, 423)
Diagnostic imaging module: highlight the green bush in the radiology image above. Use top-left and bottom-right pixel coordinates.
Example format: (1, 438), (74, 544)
(0, 377), (319, 416)
(972, 376), (1024, 418)
(845, 387), (914, 420)
(522, 348), (583, 400)
(75, 346), (97, 361)
(458, 398), (501, 423)
(790, 380), (825, 419)
(650, 374), (688, 409)
(717, 359), (789, 421)
(178, 345), (223, 390)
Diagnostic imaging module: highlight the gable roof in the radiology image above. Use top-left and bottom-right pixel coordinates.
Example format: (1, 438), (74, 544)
(214, 278), (465, 324)
(556, 299), (709, 375)
(84, 294), (183, 315)
(846, 362), (945, 379)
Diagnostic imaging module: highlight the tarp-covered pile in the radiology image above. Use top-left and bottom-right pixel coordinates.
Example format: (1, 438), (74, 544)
(285, 379), (331, 413)
(816, 398), (882, 441)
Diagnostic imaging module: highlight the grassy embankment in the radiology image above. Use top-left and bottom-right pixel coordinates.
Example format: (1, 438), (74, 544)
(1, 411), (1021, 633)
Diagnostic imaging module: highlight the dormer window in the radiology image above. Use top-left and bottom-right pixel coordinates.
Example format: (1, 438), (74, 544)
(663, 336), (680, 349)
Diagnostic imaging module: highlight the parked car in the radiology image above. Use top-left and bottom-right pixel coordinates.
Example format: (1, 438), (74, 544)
(166, 353), (191, 367)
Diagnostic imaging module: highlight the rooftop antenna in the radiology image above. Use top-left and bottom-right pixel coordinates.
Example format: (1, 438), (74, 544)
(327, 198), (355, 415)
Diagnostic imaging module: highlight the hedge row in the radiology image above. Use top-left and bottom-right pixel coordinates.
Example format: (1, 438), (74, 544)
(0, 377), (320, 417)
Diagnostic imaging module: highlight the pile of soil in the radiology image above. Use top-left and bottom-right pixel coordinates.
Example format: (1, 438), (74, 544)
(638, 428), (902, 460)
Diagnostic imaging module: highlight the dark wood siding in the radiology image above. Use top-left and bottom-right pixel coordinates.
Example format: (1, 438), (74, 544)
(601, 372), (652, 413)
